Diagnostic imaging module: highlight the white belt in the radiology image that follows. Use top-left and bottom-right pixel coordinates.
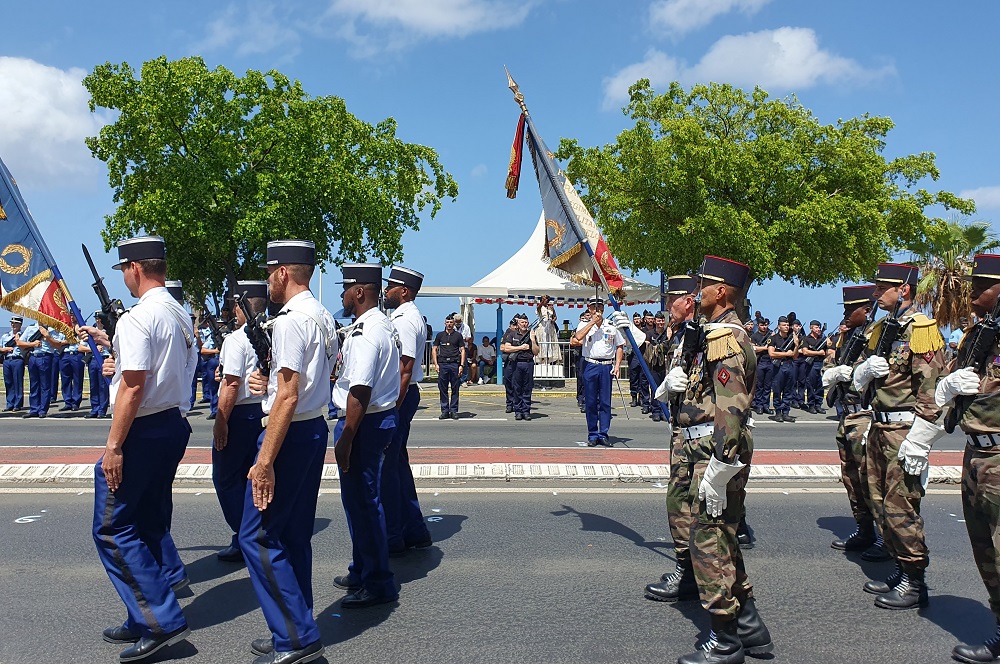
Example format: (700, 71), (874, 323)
(261, 408), (325, 428)
(872, 410), (915, 424)
(969, 433), (1000, 449)
(367, 403), (394, 415)
(585, 357), (614, 365)
(681, 423), (715, 440)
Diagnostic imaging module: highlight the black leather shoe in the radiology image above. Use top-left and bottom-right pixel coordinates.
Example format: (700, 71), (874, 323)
(1, 407), (11, 412)
(341, 588), (398, 609)
(952, 628), (1000, 664)
(439, 412), (449, 420)
(333, 574), (361, 591)
(254, 639), (324, 664)
(587, 439), (599, 447)
(737, 597), (774, 657)
(814, 407), (826, 414)
(514, 412), (523, 420)
(85, 412), (98, 418)
(118, 626), (190, 662)
(250, 637), (274, 656)
(764, 407), (774, 414)
(206, 413), (216, 420)
(783, 413), (796, 423)
(59, 405), (72, 411)
(505, 406), (514, 413)
(22, 412), (38, 418)
(641, 405), (650, 414)
(103, 625), (140, 644)
(217, 544), (244, 563)
(832, 523), (876, 551)
(875, 569), (928, 610)
(450, 412), (459, 420)
(522, 413), (531, 421)
(170, 577), (190, 593)
(863, 563), (902, 595)
(602, 437), (614, 447)
(861, 536), (893, 561)
(407, 535), (433, 549)
(645, 561), (698, 602)
(579, 405), (586, 413)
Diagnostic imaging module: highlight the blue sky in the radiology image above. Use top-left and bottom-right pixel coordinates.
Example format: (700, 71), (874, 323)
(1, 0), (997, 336)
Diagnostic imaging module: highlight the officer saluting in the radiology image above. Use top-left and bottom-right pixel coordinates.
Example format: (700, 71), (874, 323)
(331, 264), (401, 607)
(575, 296), (627, 447)
(80, 236), (198, 662)
(242, 240), (336, 664)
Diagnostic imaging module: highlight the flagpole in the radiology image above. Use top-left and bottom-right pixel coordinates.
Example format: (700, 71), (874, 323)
(505, 70), (668, 419)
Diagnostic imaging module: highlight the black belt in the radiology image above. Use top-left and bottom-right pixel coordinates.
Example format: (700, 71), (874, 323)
(969, 433), (1000, 449)
(32, 352), (52, 357)
(64, 351), (80, 355)
(4, 356), (24, 361)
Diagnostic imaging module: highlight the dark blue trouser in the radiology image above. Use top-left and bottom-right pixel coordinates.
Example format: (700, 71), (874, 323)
(202, 356), (220, 415)
(752, 357), (774, 410)
(583, 360), (612, 441)
(381, 385), (430, 551)
(628, 353), (650, 405)
(50, 352), (61, 403)
(336, 410), (398, 598)
(88, 356), (110, 415)
(60, 352), (85, 409)
(649, 368), (666, 418)
(93, 408), (191, 638)
(806, 360), (824, 408)
(190, 357), (202, 408)
(504, 359), (514, 409)
(3, 357), (24, 409)
(437, 361), (460, 413)
(27, 354), (52, 415)
(772, 362), (795, 414)
(239, 416), (328, 652)
(512, 360), (534, 414)
(793, 358), (808, 405)
(213, 403), (263, 547)
(576, 353), (585, 406)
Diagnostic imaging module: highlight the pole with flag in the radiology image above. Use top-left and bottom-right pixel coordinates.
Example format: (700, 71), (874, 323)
(503, 69), (668, 419)
(0, 156), (101, 357)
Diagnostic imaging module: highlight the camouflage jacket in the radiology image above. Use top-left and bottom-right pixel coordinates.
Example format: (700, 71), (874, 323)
(822, 321), (875, 405)
(948, 335), (1000, 435)
(676, 309), (756, 462)
(869, 308), (945, 422)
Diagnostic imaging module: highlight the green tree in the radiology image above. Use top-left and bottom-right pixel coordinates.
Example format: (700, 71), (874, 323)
(908, 218), (1000, 328)
(556, 80), (974, 286)
(84, 56), (458, 304)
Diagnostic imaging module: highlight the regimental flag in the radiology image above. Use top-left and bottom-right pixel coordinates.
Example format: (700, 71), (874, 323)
(0, 157), (77, 336)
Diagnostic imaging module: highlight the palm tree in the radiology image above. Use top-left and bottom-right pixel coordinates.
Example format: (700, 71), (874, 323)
(907, 218), (1000, 329)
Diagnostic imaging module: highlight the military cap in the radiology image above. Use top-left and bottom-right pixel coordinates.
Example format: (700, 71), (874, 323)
(385, 266), (424, 292)
(841, 284), (877, 306)
(642, 309), (653, 317)
(113, 236), (165, 270)
(874, 263), (918, 286)
(666, 275), (698, 295)
(587, 296), (606, 306)
(262, 239), (316, 268)
(699, 255), (751, 289)
(10, 315), (22, 324)
(237, 280), (268, 300)
(654, 311), (666, 320)
(339, 263), (382, 285)
(632, 312), (641, 319)
(967, 254), (1000, 281)
(809, 319), (821, 327)
(777, 315), (789, 323)
(792, 319), (802, 326)
(164, 280), (184, 303)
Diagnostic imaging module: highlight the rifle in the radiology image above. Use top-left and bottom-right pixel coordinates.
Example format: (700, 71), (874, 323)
(860, 295), (910, 409)
(235, 291), (272, 375)
(944, 300), (1000, 433)
(82, 244), (125, 341)
(672, 309), (704, 426)
(826, 306), (878, 407)
(200, 304), (228, 349)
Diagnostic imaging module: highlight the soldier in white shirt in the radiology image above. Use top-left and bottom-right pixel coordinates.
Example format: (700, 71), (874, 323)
(211, 280), (267, 564)
(241, 240), (335, 664)
(382, 266), (433, 556)
(78, 235), (198, 662)
(331, 263), (401, 608)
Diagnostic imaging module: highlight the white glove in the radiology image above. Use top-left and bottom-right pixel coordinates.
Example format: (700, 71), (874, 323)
(665, 366), (689, 394)
(698, 455), (747, 517)
(608, 312), (630, 330)
(822, 365), (853, 388)
(852, 356), (890, 392)
(934, 367), (981, 407)
(897, 416), (944, 476)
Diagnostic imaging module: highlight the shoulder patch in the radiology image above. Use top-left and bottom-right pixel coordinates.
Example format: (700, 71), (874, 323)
(717, 366), (731, 386)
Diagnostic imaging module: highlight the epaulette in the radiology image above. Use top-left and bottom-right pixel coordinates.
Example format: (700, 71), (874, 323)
(351, 322), (364, 337)
(706, 327), (743, 362)
(908, 314), (943, 355)
(867, 319), (885, 351)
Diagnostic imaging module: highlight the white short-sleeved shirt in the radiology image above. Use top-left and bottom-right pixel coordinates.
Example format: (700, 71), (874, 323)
(332, 307), (401, 412)
(577, 318), (624, 360)
(199, 326), (216, 350)
(264, 290), (337, 416)
(480, 344), (496, 362)
(111, 287), (199, 416)
(457, 322), (471, 340)
(219, 325), (263, 405)
(389, 300), (426, 383)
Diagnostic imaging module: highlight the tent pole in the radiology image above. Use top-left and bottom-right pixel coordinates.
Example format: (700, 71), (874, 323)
(496, 302), (503, 384)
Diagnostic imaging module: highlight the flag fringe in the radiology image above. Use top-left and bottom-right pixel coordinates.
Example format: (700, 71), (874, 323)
(0, 269), (76, 337)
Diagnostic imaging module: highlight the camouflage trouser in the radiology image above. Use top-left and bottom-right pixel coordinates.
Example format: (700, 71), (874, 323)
(689, 432), (754, 619)
(962, 444), (1000, 622)
(867, 422), (928, 569)
(837, 411), (874, 525)
(666, 429), (711, 563)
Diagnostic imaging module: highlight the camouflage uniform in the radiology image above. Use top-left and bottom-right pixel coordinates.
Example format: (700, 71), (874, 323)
(866, 308), (945, 571)
(665, 323), (695, 563)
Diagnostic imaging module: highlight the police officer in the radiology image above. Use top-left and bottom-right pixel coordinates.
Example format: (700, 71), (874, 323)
(331, 263), (400, 609)
(852, 263), (945, 609)
(84, 313), (111, 419)
(382, 266), (433, 555)
(767, 315), (799, 423)
(501, 317), (518, 413)
(17, 319), (56, 418)
(937, 254), (1000, 663)
(575, 297), (626, 447)
(242, 240), (335, 663)
(501, 313), (539, 420)
(211, 280), (267, 563)
(80, 235), (198, 662)
(433, 314), (465, 419)
(750, 317), (773, 415)
(1, 315), (25, 411)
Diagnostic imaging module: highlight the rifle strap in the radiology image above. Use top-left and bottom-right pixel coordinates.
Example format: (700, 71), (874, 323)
(284, 303), (337, 360)
(155, 302), (194, 349)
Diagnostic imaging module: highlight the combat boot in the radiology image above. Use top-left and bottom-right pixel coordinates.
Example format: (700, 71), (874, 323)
(678, 617), (745, 664)
(952, 624), (1000, 664)
(646, 560), (699, 602)
(863, 562), (902, 595)
(736, 597), (773, 657)
(831, 521), (876, 551)
(860, 535), (892, 561)
(874, 567), (928, 610)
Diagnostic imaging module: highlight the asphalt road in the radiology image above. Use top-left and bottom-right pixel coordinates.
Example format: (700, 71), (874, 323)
(0, 486), (991, 664)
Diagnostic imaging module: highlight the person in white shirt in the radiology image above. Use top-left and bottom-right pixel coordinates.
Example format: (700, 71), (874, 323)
(575, 296), (626, 446)
(331, 263), (401, 608)
(78, 235), (198, 661)
(478, 335), (497, 383)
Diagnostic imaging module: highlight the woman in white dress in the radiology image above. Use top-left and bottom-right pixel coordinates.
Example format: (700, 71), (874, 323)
(535, 295), (561, 365)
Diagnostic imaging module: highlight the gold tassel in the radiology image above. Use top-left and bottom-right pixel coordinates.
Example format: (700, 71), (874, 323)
(867, 320), (885, 351)
(909, 316), (944, 355)
(706, 328), (743, 362)
(0, 202), (6, 220)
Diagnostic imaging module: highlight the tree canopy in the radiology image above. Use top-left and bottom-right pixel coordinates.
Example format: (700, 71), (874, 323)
(555, 80), (975, 287)
(84, 56), (458, 304)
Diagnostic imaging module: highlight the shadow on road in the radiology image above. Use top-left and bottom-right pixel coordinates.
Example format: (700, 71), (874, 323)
(313, 517), (332, 536)
(551, 504), (672, 559)
(315, 596), (397, 648)
(184, 576), (258, 631)
(425, 514), (467, 545)
(919, 594), (995, 645)
(816, 516), (897, 581)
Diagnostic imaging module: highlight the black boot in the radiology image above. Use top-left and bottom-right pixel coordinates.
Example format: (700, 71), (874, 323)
(874, 567), (928, 610)
(678, 617), (745, 664)
(831, 521), (876, 551)
(952, 624), (1000, 664)
(860, 535), (893, 561)
(736, 597), (774, 657)
(736, 518), (754, 549)
(646, 560), (699, 602)
(863, 562), (902, 595)
(641, 404), (651, 414)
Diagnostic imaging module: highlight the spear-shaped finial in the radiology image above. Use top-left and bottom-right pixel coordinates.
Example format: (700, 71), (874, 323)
(505, 66), (529, 115)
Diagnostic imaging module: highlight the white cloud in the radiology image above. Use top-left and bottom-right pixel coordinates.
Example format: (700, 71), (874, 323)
(470, 163), (488, 178)
(960, 186), (1000, 210)
(602, 28), (894, 110)
(650, 0), (771, 37)
(194, 2), (301, 58)
(0, 57), (108, 190)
